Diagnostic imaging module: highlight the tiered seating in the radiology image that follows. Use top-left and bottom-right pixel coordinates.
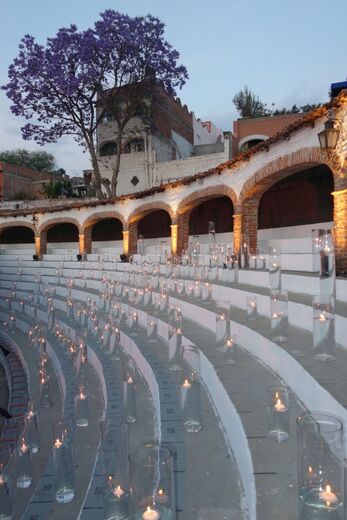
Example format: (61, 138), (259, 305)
(0, 252), (346, 519)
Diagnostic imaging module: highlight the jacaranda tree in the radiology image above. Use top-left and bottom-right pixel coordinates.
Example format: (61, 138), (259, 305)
(2, 11), (188, 199)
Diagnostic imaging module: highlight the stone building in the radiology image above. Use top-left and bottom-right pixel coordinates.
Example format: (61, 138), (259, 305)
(0, 162), (57, 201)
(96, 83), (227, 195)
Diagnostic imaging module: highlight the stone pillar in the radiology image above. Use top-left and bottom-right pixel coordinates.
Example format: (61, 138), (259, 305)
(332, 187), (347, 275)
(242, 198), (259, 254)
(35, 235), (41, 258)
(233, 213), (242, 255)
(78, 234), (85, 256)
(128, 221), (138, 255)
(38, 230), (47, 257)
(122, 230), (129, 256)
(170, 223), (178, 256)
(84, 227), (92, 255)
(176, 212), (190, 256)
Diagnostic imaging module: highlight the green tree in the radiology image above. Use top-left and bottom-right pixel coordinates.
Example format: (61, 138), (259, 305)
(0, 148), (56, 171)
(233, 86), (270, 118)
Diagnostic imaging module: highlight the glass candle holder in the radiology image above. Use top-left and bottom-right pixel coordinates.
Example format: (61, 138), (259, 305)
(181, 346), (202, 433)
(126, 310), (139, 337)
(101, 417), (131, 520)
(130, 444), (175, 520)
(39, 371), (52, 408)
(318, 229), (335, 299)
(270, 290), (288, 343)
(313, 295), (335, 362)
(239, 236), (250, 268)
(215, 300), (230, 349)
(123, 364), (136, 424)
(15, 436), (33, 488)
(0, 448), (13, 519)
(269, 246), (281, 291)
(168, 309), (183, 372)
(297, 412), (344, 519)
(159, 293), (168, 314)
(147, 315), (157, 343)
(201, 282), (212, 303)
(246, 295), (257, 320)
(25, 402), (40, 454)
(75, 384), (89, 428)
(267, 386), (289, 442)
(223, 334), (238, 365)
(53, 419), (75, 503)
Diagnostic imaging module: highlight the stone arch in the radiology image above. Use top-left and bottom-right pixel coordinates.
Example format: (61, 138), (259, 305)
(38, 217), (82, 235)
(175, 185), (237, 255)
(83, 211), (126, 231)
(38, 217), (81, 256)
(83, 211), (125, 254)
(238, 147), (337, 253)
(239, 147), (336, 203)
(128, 201), (175, 225)
(0, 221), (36, 235)
(127, 202), (174, 255)
(177, 185), (237, 216)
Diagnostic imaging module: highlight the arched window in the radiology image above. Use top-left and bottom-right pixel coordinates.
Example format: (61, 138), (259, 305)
(240, 139), (265, 152)
(99, 142), (117, 157)
(124, 139), (144, 153)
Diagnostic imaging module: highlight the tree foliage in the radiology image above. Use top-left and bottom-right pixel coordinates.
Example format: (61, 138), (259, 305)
(0, 148), (56, 171)
(2, 11), (188, 199)
(233, 86), (322, 119)
(233, 86), (270, 118)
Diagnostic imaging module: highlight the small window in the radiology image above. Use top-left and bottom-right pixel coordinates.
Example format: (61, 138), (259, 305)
(99, 142), (117, 157)
(124, 139), (144, 153)
(240, 139), (264, 152)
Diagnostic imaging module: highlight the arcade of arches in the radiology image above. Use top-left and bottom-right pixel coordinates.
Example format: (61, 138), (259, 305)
(0, 161), (347, 273)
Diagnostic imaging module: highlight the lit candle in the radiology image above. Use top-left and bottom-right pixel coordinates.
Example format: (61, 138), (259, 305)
(182, 379), (191, 389)
(0, 473), (6, 486)
(114, 485), (125, 498)
(274, 398), (287, 412)
(225, 338), (234, 348)
(318, 313), (328, 322)
(143, 506), (160, 520)
(157, 488), (168, 504)
(249, 301), (256, 308)
(54, 438), (63, 449)
(319, 485), (338, 506)
(272, 312), (279, 319)
(127, 376), (133, 385)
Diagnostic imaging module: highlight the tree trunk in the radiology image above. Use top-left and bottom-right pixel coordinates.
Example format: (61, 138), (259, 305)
(110, 132), (123, 198)
(86, 137), (111, 199)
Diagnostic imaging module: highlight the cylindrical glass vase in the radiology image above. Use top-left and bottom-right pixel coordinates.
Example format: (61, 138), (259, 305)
(246, 295), (257, 320)
(25, 402), (40, 454)
(313, 295), (335, 362)
(147, 316), (157, 344)
(101, 418), (131, 520)
(215, 300), (230, 349)
(270, 290), (288, 343)
(53, 419), (75, 503)
(75, 385), (89, 428)
(15, 436), (33, 488)
(267, 386), (289, 442)
(130, 444), (175, 520)
(181, 346), (202, 433)
(297, 412), (344, 519)
(269, 246), (281, 291)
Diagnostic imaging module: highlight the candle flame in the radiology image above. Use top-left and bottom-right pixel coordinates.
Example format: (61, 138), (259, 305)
(326, 485), (331, 493)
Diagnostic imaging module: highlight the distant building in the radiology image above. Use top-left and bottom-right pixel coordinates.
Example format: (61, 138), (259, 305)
(231, 113), (303, 156)
(0, 162), (57, 200)
(96, 83), (228, 195)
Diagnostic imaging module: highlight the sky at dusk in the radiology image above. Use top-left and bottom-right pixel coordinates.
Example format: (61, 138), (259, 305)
(0, 0), (346, 176)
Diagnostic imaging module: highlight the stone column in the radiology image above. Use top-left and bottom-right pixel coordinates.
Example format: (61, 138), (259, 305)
(233, 212), (242, 255)
(78, 234), (85, 256)
(170, 223), (178, 256)
(241, 198), (259, 254)
(84, 227), (92, 255)
(122, 230), (129, 256)
(176, 212), (190, 256)
(128, 222), (138, 255)
(332, 187), (347, 275)
(37, 230), (47, 257)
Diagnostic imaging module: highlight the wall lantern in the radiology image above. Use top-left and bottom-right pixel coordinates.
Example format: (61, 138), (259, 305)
(318, 110), (340, 150)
